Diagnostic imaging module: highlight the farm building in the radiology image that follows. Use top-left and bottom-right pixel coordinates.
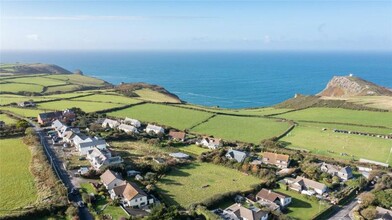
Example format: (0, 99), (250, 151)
(123, 117), (141, 128)
(168, 130), (186, 142)
(146, 124), (164, 134)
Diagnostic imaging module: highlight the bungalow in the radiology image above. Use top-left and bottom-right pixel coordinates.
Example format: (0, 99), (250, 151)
(102, 118), (120, 129)
(118, 123), (138, 133)
(18, 101), (36, 107)
(109, 182), (154, 208)
(123, 117), (141, 128)
(100, 169), (126, 191)
(226, 149), (247, 163)
(168, 130), (186, 142)
(375, 206), (392, 220)
(289, 176), (327, 195)
(319, 162), (353, 181)
(223, 203), (269, 220)
(262, 152), (290, 168)
(196, 137), (221, 149)
(256, 188), (292, 208)
(145, 124), (164, 135)
(87, 147), (123, 170)
(73, 134), (108, 155)
(169, 152), (190, 159)
(38, 109), (75, 125)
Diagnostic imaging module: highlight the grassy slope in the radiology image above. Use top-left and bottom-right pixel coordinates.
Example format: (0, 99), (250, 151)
(135, 88), (181, 103)
(0, 107), (44, 118)
(108, 103), (213, 130)
(156, 162), (260, 208)
(298, 122), (392, 135)
(37, 100), (124, 113)
(191, 115), (291, 144)
(4, 76), (67, 86)
(178, 104), (292, 116)
(0, 114), (18, 124)
(0, 138), (37, 215)
(177, 144), (211, 156)
(71, 93), (141, 104)
(0, 83), (44, 93)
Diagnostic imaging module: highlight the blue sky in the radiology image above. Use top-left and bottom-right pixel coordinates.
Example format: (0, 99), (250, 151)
(1, 1), (391, 51)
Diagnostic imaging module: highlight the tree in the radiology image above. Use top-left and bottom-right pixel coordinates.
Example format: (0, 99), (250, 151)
(359, 192), (375, 208)
(360, 207), (377, 220)
(374, 189), (392, 209)
(16, 120), (29, 129)
(241, 163), (250, 172)
(375, 174), (392, 191)
(65, 206), (78, 218)
(25, 127), (36, 136)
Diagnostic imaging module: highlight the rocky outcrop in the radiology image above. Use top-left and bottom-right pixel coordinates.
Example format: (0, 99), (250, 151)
(0, 63), (72, 75)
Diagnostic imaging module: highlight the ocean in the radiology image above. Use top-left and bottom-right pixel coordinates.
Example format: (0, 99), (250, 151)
(1, 50), (391, 108)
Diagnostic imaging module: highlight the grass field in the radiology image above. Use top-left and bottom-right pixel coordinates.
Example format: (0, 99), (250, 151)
(71, 93), (141, 104)
(178, 104), (292, 116)
(177, 144), (210, 156)
(0, 138), (37, 215)
(299, 122), (392, 135)
(37, 100), (125, 113)
(0, 107), (44, 118)
(275, 184), (330, 220)
(0, 83), (43, 93)
(191, 115), (291, 144)
(0, 113), (18, 124)
(108, 103), (213, 130)
(45, 74), (106, 86)
(281, 125), (392, 165)
(4, 76), (67, 87)
(134, 88), (181, 103)
(277, 107), (392, 128)
(44, 84), (81, 93)
(156, 162), (261, 208)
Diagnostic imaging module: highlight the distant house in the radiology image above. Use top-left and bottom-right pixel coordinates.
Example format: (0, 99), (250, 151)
(289, 176), (327, 195)
(38, 109), (75, 125)
(226, 149), (247, 163)
(168, 130), (186, 142)
(375, 206), (392, 220)
(196, 137), (221, 149)
(100, 169), (126, 190)
(319, 162), (353, 181)
(153, 157), (166, 164)
(262, 152), (290, 168)
(87, 147), (123, 170)
(18, 101), (36, 107)
(73, 134), (108, 155)
(256, 188), (292, 208)
(102, 118), (120, 129)
(123, 117), (141, 128)
(145, 124), (164, 135)
(118, 123), (138, 133)
(109, 182), (154, 208)
(223, 203), (269, 220)
(169, 152), (190, 159)
(0, 121), (5, 128)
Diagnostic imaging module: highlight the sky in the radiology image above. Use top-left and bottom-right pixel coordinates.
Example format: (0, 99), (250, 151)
(1, 0), (391, 51)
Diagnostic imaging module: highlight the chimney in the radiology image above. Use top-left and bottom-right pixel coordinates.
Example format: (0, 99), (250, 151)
(268, 190), (271, 194)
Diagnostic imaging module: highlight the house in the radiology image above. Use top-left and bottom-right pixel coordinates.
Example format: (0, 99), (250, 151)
(52, 119), (64, 131)
(196, 137), (221, 149)
(38, 109), (75, 125)
(102, 118), (120, 129)
(100, 169), (126, 190)
(73, 134), (108, 155)
(18, 101), (36, 107)
(262, 152), (290, 168)
(256, 188), (292, 208)
(118, 123), (138, 133)
(289, 176), (327, 195)
(319, 162), (353, 181)
(168, 130), (186, 142)
(109, 182), (154, 208)
(127, 170), (141, 177)
(226, 149), (247, 163)
(375, 207), (392, 220)
(223, 203), (269, 220)
(58, 126), (80, 138)
(169, 152), (190, 159)
(145, 124), (164, 135)
(87, 147), (123, 170)
(123, 117), (141, 128)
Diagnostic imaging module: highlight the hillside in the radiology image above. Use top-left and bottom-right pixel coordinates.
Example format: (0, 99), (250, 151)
(318, 75), (392, 97)
(115, 82), (182, 103)
(0, 63), (72, 75)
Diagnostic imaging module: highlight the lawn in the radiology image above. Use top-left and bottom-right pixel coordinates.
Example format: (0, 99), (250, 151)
(37, 100), (125, 113)
(177, 144), (210, 156)
(191, 115), (291, 144)
(0, 83), (44, 93)
(0, 113), (18, 124)
(71, 93), (141, 105)
(0, 138), (37, 216)
(108, 103), (213, 130)
(5, 76), (67, 87)
(275, 184), (330, 220)
(0, 106), (44, 118)
(281, 125), (392, 165)
(156, 162), (261, 208)
(277, 107), (392, 128)
(134, 88), (181, 103)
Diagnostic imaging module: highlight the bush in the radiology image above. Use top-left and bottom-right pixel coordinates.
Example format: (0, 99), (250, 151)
(360, 207), (377, 220)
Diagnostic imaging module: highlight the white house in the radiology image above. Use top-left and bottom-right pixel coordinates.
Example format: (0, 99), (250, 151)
(289, 177), (327, 195)
(100, 169), (126, 191)
(52, 119), (64, 131)
(109, 182), (154, 208)
(87, 147), (123, 170)
(73, 134), (108, 155)
(118, 123), (138, 133)
(196, 137), (221, 149)
(102, 118), (120, 129)
(145, 124), (164, 135)
(319, 162), (353, 181)
(123, 117), (141, 128)
(256, 188), (292, 209)
(223, 203), (269, 220)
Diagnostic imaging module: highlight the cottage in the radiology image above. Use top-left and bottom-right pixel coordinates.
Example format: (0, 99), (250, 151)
(375, 206), (392, 220)
(38, 109), (75, 125)
(319, 162), (353, 181)
(223, 203), (269, 220)
(123, 117), (141, 128)
(17, 101), (36, 107)
(73, 134), (108, 155)
(102, 118), (120, 129)
(109, 182), (153, 208)
(289, 176), (327, 195)
(145, 124), (164, 134)
(118, 123), (138, 133)
(226, 149), (247, 163)
(262, 152), (290, 168)
(169, 152), (190, 159)
(168, 130), (186, 142)
(100, 169), (126, 190)
(196, 137), (221, 149)
(256, 188), (292, 208)
(87, 147), (123, 170)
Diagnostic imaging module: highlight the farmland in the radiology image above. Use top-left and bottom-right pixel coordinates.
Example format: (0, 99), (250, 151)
(156, 162), (261, 208)
(177, 144), (210, 156)
(276, 107), (392, 128)
(108, 103), (213, 130)
(134, 88), (181, 103)
(0, 107), (44, 118)
(71, 93), (141, 104)
(0, 138), (37, 216)
(45, 74), (107, 86)
(179, 104), (292, 116)
(191, 115), (291, 144)
(0, 113), (18, 124)
(37, 100), (125, 113)
(3, 76), (67, 86)
(281, 124), (392, 165)
(0, 83), (44, 93)
(44, 84), (82, 93)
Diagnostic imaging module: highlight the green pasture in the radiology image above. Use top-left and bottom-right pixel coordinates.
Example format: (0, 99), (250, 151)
(0, 113), (18, 124)
(134, 88), (181, 103)
(37, 100), (125, 113)
(71, 93), (141, 104)
(0, 83), (43, 93)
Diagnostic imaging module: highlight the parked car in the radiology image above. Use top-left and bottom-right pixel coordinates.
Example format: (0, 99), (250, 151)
(77, 201), (85, 208)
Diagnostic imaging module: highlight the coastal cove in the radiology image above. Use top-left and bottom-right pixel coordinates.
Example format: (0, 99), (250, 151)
(2, 50), (392, 108)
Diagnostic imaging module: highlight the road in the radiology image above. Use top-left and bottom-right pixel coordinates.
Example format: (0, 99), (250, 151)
(328, 197), (359, 220)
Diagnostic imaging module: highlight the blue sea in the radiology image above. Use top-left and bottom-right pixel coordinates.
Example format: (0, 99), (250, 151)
(1, 51), (391, 108)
